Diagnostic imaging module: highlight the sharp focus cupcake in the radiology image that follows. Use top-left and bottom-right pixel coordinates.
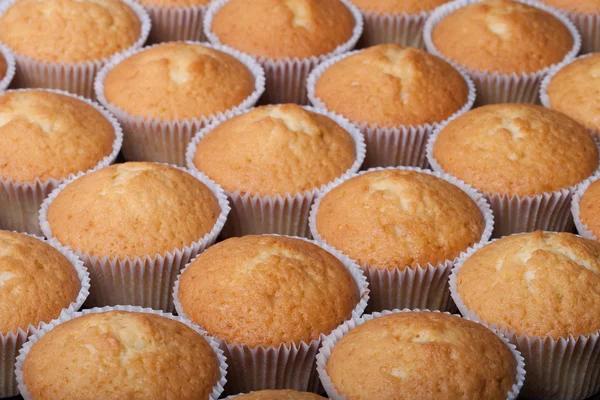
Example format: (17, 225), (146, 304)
(141, 0), (211, 43)
(0, 44), (15, 91)
(538, 0), (600, 53)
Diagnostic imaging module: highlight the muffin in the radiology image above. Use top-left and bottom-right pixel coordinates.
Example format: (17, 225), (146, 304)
(19, 309), (224, 400)
(96, 41), (264, 165)
(574, 177), (600, 239)
(310, 167), (490, 312)
(319, 311), (522, 400)
(140, 0), (211, 43)
(424, 0), (578, 104)
(0, 45), (15, 91)
(429, 103), (598, 236)
(175, 235), (367, 393)
(538, 0), (600, 53)
(0, 89), (121, 235)
(188, 104), (364, 237)
(41, 162), (227, 310)
(231, 390), (324, 400)
(308, 44), (473, 168)
(452, 231), (600, 399)
(0, 0), (149, 98)
(205, 0), (362, 104)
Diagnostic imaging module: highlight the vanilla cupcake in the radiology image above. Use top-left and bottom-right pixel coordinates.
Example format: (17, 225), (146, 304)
(95, 41), (264, 166)
(39, 162), (229, 311)
(204, 0), (363, 104)
(572, 174), (600, 240)
(174, 235), (368, 393)
(0, 44), (15, 91)
(307, 44), (475, 168)
(451, 231), (600, 399)
(538, 0), (600, 53)
(0, 89), (122, 235)
(424, 0), (580, 105)
(141, 0), (210, 43)
(228, 391), (324, 399)
(0, 0), (150, 98)
(187, 104), (364, 237)
(428, 103), (599, 236)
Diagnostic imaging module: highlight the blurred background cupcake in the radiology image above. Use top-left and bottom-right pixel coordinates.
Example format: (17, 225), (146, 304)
(572, 173), (600, 240)
(0, 44), (15, 92)
(141, 0), (211, 43)
(226, 390), (323, 399)
(538, 0), (600, 53)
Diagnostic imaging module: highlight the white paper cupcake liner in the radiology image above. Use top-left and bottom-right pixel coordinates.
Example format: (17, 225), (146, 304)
(14, 305), (227, 400)
(571, 172), (600, 240)
(309, 166), (494, 313)
(146, 3), (208, 43)
(423, 0), (581, 105)
(0, 44), (15, 91)
(565, 11), (600, 54)
(306, 49), (477, 169)
(0, 233), (90, 399)
(0, 88), (123, 235)
(0, 0), (151, 99)
(450, 241), (600, 400)
(186, 105), (366, 238)
(204, 0), (364, 105)
(316, 308), (526, 400)
(94, 41), (265, 166)
(38, 163), (231, 312)
(359, 10), (430, 48)
(173, 235), (370, 395)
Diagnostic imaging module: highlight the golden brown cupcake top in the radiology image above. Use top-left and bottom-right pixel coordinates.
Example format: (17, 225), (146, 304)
(193, 104), (357, 196)
(0, 90), (116, 182)
(433, 104), (598, 197)
(138, 0), (209, 7)
(316, 169), (485, 270)
(431, 0), (573, 74)
(0, 0), (141, 63)
(351, 0), (449, 14)
(210, 0), (355, 59)
(233, 390), (324, 400)
(47, 162), (221, 259)
(314, 45), (469, 128)
(0, 53), (6, 80)
(22, 311), (221, 400)
(547, 54), (600, 132)
(103, 42), (256, 120)
(579, 180), (600, 238)
(458, 231), (600, 338)
(178, 235), (360, 348)
(327, 312), (517, 400)
(538, 0), (600, 13)
(0, 231), (80, 335)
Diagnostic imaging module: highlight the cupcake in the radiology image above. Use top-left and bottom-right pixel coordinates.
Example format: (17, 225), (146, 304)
(204, 0), (363, 104)
(538, 0), (600, 53)
(572, 175), (600, 240)
(228, 390), (323, 399)
(141, 0), (210, 43)
(427, 103), (599, 237)
(95, 41), (264, 166)
(309, 167), (493, 312)
(39, 162), (230, 311)
(451, 231), (600, 399)
(0, 89), (122, 235)
(187, 104), (365, 237)
(174, 235), (369, 394)
(0, 230), (89, 398)
(353, 0), (450, 48)
(317, 310), (525, 400)
(0, 44), (15, 91)
(307, 44), (475, 168)
(0, 0), (150, 98)
(424, 0), (580, 105)
(16, 307), (227, 400)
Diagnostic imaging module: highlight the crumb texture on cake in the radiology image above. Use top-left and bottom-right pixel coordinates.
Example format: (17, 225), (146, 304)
(351, 0), (449, 14)
(210, 0), (355, 59)
(326, 312), (516, 400)
(233, 390), (324, 399)
(538, 0), (600, 13)
(193, 104), (356, 196)
(0, 90), (116, 182)
(0, 0), (141, 63)
(178, 235), (359, 347)
(0, 231), (80, 334)
(457, 231), (600, 338)
(431, 0), (573, 74)
(314, 45), (469, 127)
(433, 104), (598, 197)
(103, 42), (255, 120)
(137, 0), (210, 7)
(22, 311), (220, 400)
(316, 169), (485, 270)
(580, 180), (600, 238)
(47, 162), (221, 259)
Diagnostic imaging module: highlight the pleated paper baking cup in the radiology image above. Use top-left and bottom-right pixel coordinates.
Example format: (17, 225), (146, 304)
(0, 0), (151, 99)
(173, 235), (370, 395)
(0, 233), (89, 399)
(15, 305), (227, 400)
(571, 173), (600, 240)
(95, 41), (265, 166)
(306, 49), (477, 169)
(316, 309), (526, 400)
(565, 11), (600, 54)
(359, 10), (431, 48)
(39, 164), (230, 312)
(309, 166), (494, 313)
(423, 0), (581, 105)
(186, 106), (366, 238)
(204, 0), (363, 105)
(0, 44), (15, 92)
(450, 242), (600, 400)
(0, 88), (123, 235)
(146, 3), (207, 43)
